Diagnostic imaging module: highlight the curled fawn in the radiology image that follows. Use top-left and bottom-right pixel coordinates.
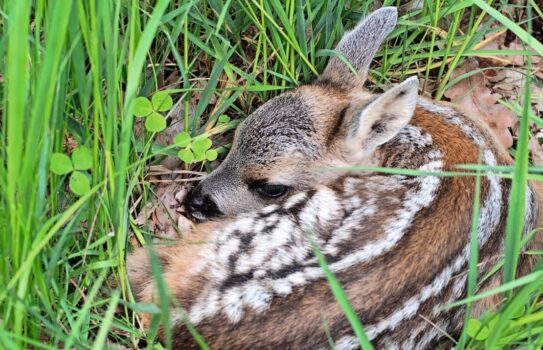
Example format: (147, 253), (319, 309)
(128, 7), (543, 349)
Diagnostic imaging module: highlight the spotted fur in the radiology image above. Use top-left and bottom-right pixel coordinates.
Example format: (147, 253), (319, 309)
(127, 7), (543, 349)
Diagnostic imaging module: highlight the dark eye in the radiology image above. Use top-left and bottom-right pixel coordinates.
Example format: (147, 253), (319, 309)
(254, 183), (289, 199)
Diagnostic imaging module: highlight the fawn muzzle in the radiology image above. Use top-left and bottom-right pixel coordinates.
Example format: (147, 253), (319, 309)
(186, 184), (223, 221)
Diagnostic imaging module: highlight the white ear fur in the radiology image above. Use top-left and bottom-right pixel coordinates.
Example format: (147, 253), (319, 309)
(320, 7), (398, 87)
(344, 76), (419, 160)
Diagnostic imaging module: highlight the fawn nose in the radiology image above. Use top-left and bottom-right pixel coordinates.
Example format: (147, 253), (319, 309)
(186, 184), (222, 221)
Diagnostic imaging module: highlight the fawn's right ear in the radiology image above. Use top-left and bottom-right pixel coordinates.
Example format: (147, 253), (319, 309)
(319, 7), (397, 88)
(340, 76), (419, 162)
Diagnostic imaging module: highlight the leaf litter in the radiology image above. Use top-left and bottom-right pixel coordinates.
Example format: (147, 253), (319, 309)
(444, 29), (543, 163)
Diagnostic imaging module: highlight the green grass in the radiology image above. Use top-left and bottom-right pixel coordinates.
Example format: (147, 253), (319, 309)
(0, 0), (542, 348)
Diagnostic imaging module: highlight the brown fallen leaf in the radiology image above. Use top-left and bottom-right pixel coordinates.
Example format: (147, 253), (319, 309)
(444, 58), (516, 149)
(530, 129), (543, 166)
(64, 133), (79, 154)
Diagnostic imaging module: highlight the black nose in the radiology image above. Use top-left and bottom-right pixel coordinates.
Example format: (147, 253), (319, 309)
(186, 184), (222, 221)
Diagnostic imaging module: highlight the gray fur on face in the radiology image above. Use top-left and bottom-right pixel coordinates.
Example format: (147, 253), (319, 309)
(235, 93), (320, 165)
(195, 92), (323, 216)
(196, 159), (258, 216)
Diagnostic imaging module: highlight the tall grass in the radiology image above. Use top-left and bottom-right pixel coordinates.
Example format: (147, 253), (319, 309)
(0, 0), (542, 348)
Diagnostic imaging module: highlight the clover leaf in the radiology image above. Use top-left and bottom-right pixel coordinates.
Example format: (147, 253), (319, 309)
(191, 137), (212, 154)
(145, 112), (167, 132)
(134, 91), (173, 132)
(152, 91), (173, 112)
(178, 148), (194, 164)
(174, 131), (219, 165)
(466, 319), (490, 341)
(50, 148), (93, 196)
(69, 171), (91, 196)
(50, 153), (74, 175)
(72, 147), (93, 170)
(174, 132), (191, 148)
(205, 149), (218, 161)
(134, 97), (153, 117)
(218, 114), (231, 124)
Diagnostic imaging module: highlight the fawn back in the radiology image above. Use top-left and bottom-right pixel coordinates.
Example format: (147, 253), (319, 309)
(128, 7), (543, 349)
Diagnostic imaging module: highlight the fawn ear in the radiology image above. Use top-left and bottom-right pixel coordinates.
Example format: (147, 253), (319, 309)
(319, 7), (397, 87)
(342, 77), (419, 161)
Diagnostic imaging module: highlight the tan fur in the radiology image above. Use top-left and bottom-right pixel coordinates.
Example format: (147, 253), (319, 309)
(128, 221), (225, 327)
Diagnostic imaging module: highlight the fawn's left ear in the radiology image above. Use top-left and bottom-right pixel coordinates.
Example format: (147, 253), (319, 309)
(342, 76), (419, 161)
(319, 7), (398, 88)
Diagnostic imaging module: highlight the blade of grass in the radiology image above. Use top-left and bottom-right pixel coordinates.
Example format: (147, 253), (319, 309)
(455, 154), (483, 350)
(445, 270), (543, 309)
(92, 291), (121, 350)
(310, 233), (374, 350)
(502, 38), (532, 290)
(471, 0), (543, 56)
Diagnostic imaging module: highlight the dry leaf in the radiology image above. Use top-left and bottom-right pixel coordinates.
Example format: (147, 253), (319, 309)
(530, 132), (543, 167)
(444, 58), (516, 148)
(134, 181), (194, 240)
(64, 133), (79, 154)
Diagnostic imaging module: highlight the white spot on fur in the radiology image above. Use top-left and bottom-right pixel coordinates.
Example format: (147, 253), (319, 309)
(218, 237), (241, 265)
(222, 286), (244, 323)
(187, 289), (221, 324)
(396, 124), (433, 146)
(323, 201), (376, 256)
(271, 279), (293, 295)
(298, 187), (342, 233)
(401, 321), (428, 349)
(261, 204), (279, 214)
(284, 192), (308, 209)
(335, 335), (360, 350)
(418, 321), (449, 349)
(242, 280), (272, 312)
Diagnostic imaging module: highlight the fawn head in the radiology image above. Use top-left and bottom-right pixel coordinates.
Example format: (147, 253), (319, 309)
(187, 7), (420, 220)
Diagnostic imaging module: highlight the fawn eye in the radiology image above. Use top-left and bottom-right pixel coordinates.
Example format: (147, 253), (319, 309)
(254, 183), (289, 199)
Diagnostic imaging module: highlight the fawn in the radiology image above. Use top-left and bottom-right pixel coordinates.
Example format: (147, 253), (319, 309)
(128, 7), (543, 349)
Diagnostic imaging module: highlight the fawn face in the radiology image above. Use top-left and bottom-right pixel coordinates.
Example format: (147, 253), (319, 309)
(187, 7), (419, 221)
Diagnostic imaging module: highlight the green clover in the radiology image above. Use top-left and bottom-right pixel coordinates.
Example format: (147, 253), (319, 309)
(50, 147), (92, 196)
(217, 114), (231, 124)
(134, 90), (173, 132)
(174, 131), (219, 164)
(466, 319), (490, 341)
